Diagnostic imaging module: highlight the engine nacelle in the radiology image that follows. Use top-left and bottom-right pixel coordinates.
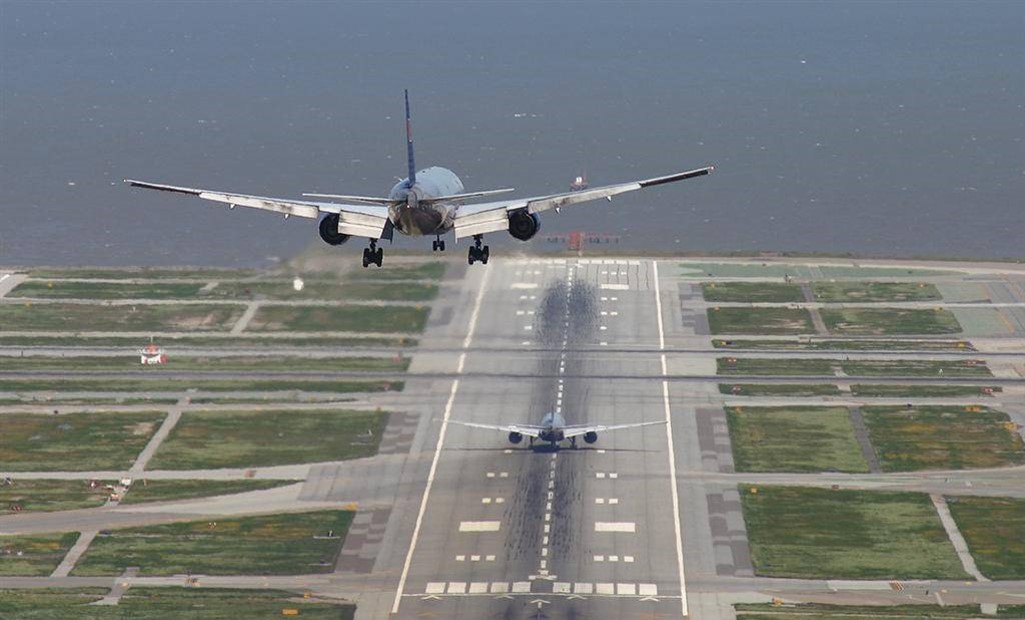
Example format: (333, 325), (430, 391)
(319, 214), (351, 246)
(508, 209), (541, 241)
(583, 431), (598, 444)
(508, 431), (524, 444)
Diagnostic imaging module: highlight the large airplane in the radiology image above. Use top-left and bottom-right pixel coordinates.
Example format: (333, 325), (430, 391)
(449, 411), (665, 449)
(125, 91), (713, 268)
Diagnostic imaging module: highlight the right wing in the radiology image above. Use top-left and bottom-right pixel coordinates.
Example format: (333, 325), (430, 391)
(452, 165), (713, 240)
(448, 419), (545, 438)
(562, 420), (666, 439)
(125, 179), (392, 238)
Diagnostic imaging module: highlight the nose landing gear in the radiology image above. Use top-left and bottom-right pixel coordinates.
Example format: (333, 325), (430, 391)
(467, 235), (489, 265)
(362, 239), (383, 268)
(432, 236), (446, 252)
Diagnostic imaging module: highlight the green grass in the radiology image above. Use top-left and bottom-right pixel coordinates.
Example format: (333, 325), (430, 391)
(0, 334), (415, 347)
(842, 359), (992, 377)
(0, 588), (355, 620)
(719, 384), (842, 396)
(707, 307), (815, 335)
(0, 303), (244, 332)
(8, 281), (207, 299)
(734, 602), (987, 619)
(121, 479), (299, 505)
(717, 358), (836, 375)
(851, 384), (1001, 397)
(208, 279), (438, 302)
(740, 486), (967, 579)
(821, 308), (962, 335)
(0, 396), (180, 406)
(346, 261), (446, 280)
(726, 407), (868, 473)
(701, 282), (804, 303)
(947, 496), (1025, 580)
(0, 355), (409, 373)
(811, 282), (942, 302)
(72, 511), (354, 576)
(247, 305), (429, 333)
(0, 480), (114, 512)
(150, 409), (389, 469)
(0, 533), (80, 576)
(27, 268), (256, 279)
(863, 405), (1025, 471)
(712, 339), (974, 351)
(0, 412), (165, 471)
(0, 378), (403, 393)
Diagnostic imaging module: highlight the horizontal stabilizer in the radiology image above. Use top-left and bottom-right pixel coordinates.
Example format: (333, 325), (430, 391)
(301, 193), (401, 206)
(421, 188), (515, 203)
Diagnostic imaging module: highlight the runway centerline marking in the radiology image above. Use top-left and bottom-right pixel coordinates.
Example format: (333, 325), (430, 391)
(391, 263), (492, 615)
(652, 259), (689, 617)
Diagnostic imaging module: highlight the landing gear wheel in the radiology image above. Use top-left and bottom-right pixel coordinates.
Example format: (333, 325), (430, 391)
(469, 235), (487, 265)
(362, 248), (371, 268)
(432, 240), (438, 252)
(468, 247), (477, 265)
(439, 240), (446, 251)
(374, 247), (384, 267)
(481, 246), (490, 264)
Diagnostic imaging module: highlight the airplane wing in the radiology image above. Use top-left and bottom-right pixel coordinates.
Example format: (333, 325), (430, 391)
(562, 420), (667, 439)
(451, 165), (713, 240)
(124, 179), (392, 239)
(448, 419), (545, 438)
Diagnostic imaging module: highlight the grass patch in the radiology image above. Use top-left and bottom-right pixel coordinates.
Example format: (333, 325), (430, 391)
(0, 588), (354, 619)
(247, 305), (429, 333)
(0, 303), (244, 332)
(701, 282), (803, 303)
(821, 308), (962, 335)
(717, 358), (835, 375)
(209, 280), (438, 302)
(0, 533), (79, 576)
(0, 412), (165, 471)
(346, 261), (445, 281)
(27, 268), (255, 279)
(851, 384), (1001, 397)
(0, 334), (415, 348)
(842, 359), (992, 377)
(708, 307), (814, 335)
(863, 405), (1025, 471)
(0, 378), (403, 393)
(735, 602), (986, 619)
(740, 486), (966, 579)
(713, 339), (974, 351)
(726, 406), (867, 473)
(811, 282), (942, 302)
(0, 480), (114, 512)
(0, 355), (409, 373)
(719, 383), (842, 396)
(9, 281), (206, 300)
(73, 511), (354, 576)
(150, 409), (389, 469)
(121, 479), (298, 505)
(948, 496), (1025, 580)
(0, 396), (180, 406)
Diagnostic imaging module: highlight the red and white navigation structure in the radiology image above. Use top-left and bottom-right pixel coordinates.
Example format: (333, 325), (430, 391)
(139, 342), (167, 365)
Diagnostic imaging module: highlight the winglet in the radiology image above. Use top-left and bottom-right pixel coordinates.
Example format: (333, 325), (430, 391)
(404, 89), (416, 186)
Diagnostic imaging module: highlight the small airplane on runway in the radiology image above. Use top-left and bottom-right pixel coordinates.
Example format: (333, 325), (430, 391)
(449, 411), (665, 449)
(125, 91), (713, 268)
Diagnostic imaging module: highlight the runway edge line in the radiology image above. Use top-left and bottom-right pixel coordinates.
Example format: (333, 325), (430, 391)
(652, 259), (689, 618)
(390, 263), (493, 614)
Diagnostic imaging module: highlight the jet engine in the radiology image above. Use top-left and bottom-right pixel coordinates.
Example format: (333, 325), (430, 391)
(508, 209), (541, 241)
(583, 431), (598, 444)
(319, 214), (351, 246)
(507, 431), (524, 444)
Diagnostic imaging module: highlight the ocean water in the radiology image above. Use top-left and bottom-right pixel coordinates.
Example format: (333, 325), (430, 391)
(1, 1), (1023, 266)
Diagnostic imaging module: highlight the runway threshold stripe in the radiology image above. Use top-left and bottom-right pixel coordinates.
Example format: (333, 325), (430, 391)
(391, 264), (492, 615)
(653, 259), (689, 618)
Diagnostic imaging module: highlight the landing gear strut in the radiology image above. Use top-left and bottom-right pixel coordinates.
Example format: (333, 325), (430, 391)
(362, 239), (383, 268)
(432, 236), (446, 252)
(467, 235), (489, 265)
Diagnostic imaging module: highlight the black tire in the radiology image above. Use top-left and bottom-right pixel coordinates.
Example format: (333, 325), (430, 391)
(468, 248), (476, 265)
(481, 246), (490, 264)
(361, 250), (370, 268)
(375, 248), (384, 267)
(439, 240), (446, 251)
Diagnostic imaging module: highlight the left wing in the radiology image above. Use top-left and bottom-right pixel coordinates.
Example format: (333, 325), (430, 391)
(562, 420), (666, 439)
(124, 179), (392, 238)
(448, 419), (545, 438)
(452, 165), (713, 240)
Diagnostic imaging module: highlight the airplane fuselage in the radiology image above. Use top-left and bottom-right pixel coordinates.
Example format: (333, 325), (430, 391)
(387, 166), (464, 236)
(536, 411), (567, 444)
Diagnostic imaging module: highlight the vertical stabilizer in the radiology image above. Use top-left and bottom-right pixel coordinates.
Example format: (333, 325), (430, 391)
(404, 89), (416, 186)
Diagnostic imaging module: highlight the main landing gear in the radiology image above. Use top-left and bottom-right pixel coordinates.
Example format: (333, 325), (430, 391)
(467, 235), (489, 265)
(432, 236), (446, 252)
(362, 239), (383, 268)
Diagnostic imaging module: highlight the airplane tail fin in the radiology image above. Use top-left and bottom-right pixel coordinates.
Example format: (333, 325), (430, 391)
(405, 89), (416, 186)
